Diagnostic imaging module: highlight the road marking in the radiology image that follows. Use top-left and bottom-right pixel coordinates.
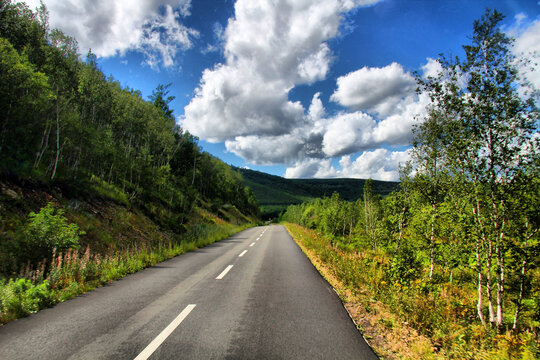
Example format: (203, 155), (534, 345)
(256, 237), (260, 241)
(239, 250), (248, 257)
(249, 242), (255, 247)
(134, 304), (196, 360)
(216, 265), (234, 280)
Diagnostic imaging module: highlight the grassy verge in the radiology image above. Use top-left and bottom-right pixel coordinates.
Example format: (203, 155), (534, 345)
(0, 220), (252, 324)
(283, 222), (538, 360)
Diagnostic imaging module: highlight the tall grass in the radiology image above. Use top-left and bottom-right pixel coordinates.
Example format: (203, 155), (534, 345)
(0, 222), (251, 324)
(284, 222), (539, 360)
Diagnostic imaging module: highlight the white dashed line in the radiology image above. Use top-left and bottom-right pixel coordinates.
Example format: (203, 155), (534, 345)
(134, 304), (196, 360)
(249, 242), (255, 247)
(238, 250), (248, 257)
(216, 265), (234, 280)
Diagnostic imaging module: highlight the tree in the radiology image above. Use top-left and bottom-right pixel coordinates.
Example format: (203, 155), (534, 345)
(416, 9), (539, 328)
(411, 107), (449, 279)
(24, 203), (82, 262)
(0, 37), (52, 171)
(149, 83), (175, 122)
(363, 179), (380, 250)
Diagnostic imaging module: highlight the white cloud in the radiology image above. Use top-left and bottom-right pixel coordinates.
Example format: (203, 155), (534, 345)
(321, 89), (429, 158)
(285, 149), (410, 181)
(511, 17), (540, 90)
(284, 158), (337, 179)
(330, 62), (416, 116)
(225, 135), (306, 165)
(182, 64), (305, 141)
(372, 92), (430, 145)
(337, 149), (410, 180)
(421, 57), (443, 79)
(183, 0), (378, 141)
(322, 112), (376, 156)
(23, 0), (197, 68)
(308, 92), (326, 122)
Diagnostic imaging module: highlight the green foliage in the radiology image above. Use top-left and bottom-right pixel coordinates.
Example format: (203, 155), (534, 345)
(25, 202), (81, 256)
(387, 243), (423, 286)
(0, 0), (259, 232)
(0, 36), (52, 171)
(415, 8), (539, 329)
(89, 175), (129, 206)
(0, 0), (261, 326)
(0, 278), (54, 322)
(282, 8), (539, 358)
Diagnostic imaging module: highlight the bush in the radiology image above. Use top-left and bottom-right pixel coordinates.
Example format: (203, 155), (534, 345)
(24, 203), (82, 260)
(0, 279), (54, 322)
(387, 243), (423, 286)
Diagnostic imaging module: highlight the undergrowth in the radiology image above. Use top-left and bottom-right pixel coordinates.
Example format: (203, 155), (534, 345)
(0, 221), (251, 324)
(284, 222), (539, 360)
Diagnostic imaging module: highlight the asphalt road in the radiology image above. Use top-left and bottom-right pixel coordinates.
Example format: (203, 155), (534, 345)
(0, 225), (377, 359)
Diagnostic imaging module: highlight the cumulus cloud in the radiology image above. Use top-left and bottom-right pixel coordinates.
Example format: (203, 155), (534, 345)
(321, 88), (429, 158)
(510, 16), (540, 90)
(337, 149), (411, 180)
(203, 52), (427, 173)
(322, 112), (376, 156)
(225, 135), (306, 165)
(284, 158), (337, 179)
(285, 149), (410, 181)
(181, 0), (425, 177)
(183, 0), (377, 141)
(22, 0), (197, 68)
(330, 62), (416, 116)
(224, 94), (327, 164)
(421, 57), (443, 79)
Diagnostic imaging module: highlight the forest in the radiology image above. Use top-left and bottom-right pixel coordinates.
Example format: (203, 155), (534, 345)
(0, 0), (258, 322)
(238, 167), (398, 219)
(282, 10), (539, 359)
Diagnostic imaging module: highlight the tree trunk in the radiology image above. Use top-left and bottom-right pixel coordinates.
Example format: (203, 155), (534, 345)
(476, 238), (486, 326)
(513, 251), (526, 330)
(472, 183), (493, 327)
(486, 242), (496, 325)
(495, 230), (505, 328)
(429, 202), (436, 279)
(51, 93), (60, 180)
(191, 153), (197, 186)
(34, 119), (52, 169)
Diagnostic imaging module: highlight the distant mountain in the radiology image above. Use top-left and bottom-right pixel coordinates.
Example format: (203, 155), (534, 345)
(237, 168), (399, 219)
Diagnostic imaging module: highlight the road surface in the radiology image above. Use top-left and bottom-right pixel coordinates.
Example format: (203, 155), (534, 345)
(0, 225), (377, 359)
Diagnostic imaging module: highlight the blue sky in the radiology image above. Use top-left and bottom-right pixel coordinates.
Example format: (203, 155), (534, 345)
(23, 0), (540, 180)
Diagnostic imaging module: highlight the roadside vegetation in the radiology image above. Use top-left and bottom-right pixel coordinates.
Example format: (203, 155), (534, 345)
(0, 201), (250, 323)
(0, 1), (259, 324)
(282, 10), (539, 359)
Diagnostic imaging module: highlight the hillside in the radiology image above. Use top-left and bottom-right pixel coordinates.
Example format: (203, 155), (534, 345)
(238, 168), (399, 219)
(0, 2), (260, 323)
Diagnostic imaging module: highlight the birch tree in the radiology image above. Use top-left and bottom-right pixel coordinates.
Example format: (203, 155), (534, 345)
(416, 9), (539, 328)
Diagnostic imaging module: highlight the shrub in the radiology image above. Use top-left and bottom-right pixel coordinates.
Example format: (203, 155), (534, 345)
(387, 243), (423, 286)
(0, 279), (54, 322)
(24, 203), (82, 261)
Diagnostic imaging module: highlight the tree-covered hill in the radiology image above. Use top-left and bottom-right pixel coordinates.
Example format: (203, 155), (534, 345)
(0, 0), (259, 281)
(0, 0), (258, 220)
(238, 167), (398, 219)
